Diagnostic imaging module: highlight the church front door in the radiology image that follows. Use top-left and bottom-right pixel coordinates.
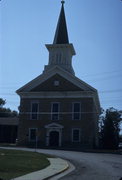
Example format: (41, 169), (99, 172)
(49, 131), (59, 146)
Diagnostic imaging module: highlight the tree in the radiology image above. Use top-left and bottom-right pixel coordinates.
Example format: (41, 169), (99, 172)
(0, 98), (18, 117)
(99, 107), (122, 149)
(0, 98), (6, 108)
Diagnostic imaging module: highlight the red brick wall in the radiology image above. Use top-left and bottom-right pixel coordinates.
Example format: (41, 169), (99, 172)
(18, 97), (98, 148)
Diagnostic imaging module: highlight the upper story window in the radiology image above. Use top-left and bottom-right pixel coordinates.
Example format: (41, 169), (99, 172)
(51, 102), (60, 120)
(72, 128), (81, 142)
(31, 102), (39, 120)
(72, 102), (81, 120)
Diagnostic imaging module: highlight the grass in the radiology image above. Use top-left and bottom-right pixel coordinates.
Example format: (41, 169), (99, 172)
(0, 149), (50, 180)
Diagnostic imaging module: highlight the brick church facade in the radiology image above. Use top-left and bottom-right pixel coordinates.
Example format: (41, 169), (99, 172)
(16, 2), (100, 149)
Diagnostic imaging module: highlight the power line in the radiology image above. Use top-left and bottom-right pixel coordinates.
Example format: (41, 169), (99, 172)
(86, 75), (122, 84)
(0, 93), (17, 96)
(81, 69), (122, 78)
(0, 69), (122, 88)
(0, 75), (121, 89)
(99, 89), (122, 93)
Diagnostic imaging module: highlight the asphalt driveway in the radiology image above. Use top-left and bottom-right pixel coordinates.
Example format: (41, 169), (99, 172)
(1, 147), (122, 180)
(37, 149), (122, 180)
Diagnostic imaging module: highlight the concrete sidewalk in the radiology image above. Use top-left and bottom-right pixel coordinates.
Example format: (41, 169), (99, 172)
(13, 158), (69, 180)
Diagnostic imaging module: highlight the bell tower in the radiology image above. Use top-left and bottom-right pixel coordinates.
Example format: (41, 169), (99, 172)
(44, 1), (76, 75)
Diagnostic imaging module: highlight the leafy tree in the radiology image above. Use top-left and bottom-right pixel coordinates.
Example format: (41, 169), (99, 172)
(0, 98), (18, 117)
(0, 98), (6, 108)
(99, 107), (122, 149)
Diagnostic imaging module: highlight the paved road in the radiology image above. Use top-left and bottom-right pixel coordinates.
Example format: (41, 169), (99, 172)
(37, 149), (122, 180)
(1, 147), (122, 180)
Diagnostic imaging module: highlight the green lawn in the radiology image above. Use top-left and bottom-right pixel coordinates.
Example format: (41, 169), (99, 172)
(0, 149), (50, 180)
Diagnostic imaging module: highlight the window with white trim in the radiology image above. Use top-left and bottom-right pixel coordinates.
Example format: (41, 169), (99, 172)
(72, 102), (81, 120)
(31, 102), (39, 120)
(29, 128), (37, 141)
(51, 102), (60, 120)
(72, 129), (81, 142)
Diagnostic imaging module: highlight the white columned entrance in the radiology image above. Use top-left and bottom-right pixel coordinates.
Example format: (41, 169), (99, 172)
(45, 123), (64, 147)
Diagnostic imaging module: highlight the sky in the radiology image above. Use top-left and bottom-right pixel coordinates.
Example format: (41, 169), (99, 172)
(0, 0), (122, 113)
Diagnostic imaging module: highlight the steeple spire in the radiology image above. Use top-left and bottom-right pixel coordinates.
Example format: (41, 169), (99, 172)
(44, 1), (76, 75)
(53, 1), (69, 44)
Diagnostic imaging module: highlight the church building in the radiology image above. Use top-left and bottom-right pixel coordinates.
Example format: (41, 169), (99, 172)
(16, 1), (100, 149)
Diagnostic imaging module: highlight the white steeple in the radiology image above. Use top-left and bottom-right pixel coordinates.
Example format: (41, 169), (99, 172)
(43, 1), (76, 75)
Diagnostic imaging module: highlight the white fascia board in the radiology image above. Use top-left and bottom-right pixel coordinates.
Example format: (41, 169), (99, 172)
(16, 67), (57, 93)
(45, 123), (64, 129)
(18, 90), (101, 115)
(93, 93), (101, 115)
(46, 43), (76, 55)
(18, 91), (95, 98)
(16, 65), (97, 94)
(57, 67), (98, 92)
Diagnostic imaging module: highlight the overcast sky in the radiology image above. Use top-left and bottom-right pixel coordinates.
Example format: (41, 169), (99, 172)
(0, 0), (122, 112)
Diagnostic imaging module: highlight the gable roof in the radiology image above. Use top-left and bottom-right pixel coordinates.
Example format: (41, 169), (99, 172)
(16, 65), (97, 93)
(30, 74), (84, 92)
(16, 66), (101, 114)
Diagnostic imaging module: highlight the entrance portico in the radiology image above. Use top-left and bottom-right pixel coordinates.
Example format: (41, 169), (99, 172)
(45, 123), (64, 147)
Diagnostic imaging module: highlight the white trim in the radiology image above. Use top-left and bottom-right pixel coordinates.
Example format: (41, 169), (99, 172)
(45, 123), (63, 147)
(45, 44), (75, 75)
(19, 91), (95, 98)
(72, 128), (81, 142)
(19, 91), (100, 115)
(29, 128), (38, 142)
(72, 102), (81, 120)
(51, 102), (60, 121)
(16, 65), (100, 113)
(46, 43), (76, 55)
(45, 123), (64, 129)
(16, 66), (97, 93)
(16, 66), (100, 115)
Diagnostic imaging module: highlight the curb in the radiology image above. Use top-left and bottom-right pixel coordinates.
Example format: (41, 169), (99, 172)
(43, 158), (69, 180)
(13, 158), (69, 180)
(48, 160), (75, 180)
(0, 147), (74, 180)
